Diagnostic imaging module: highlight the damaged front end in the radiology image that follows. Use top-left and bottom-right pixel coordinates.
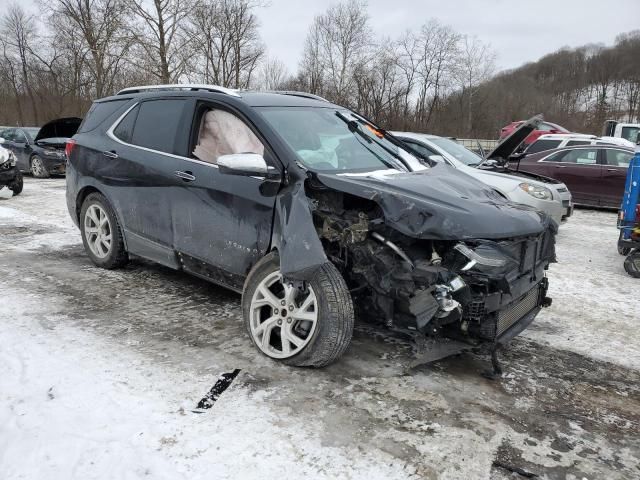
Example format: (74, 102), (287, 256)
(305, 169), (556, 361)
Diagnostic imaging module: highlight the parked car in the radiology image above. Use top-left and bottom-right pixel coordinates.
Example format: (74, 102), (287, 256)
(520, 133), (634, 155)
(393, 127), (573, 224)
(0, 117), (81, 177)
(499, 119), (569, 147)
(510, 144), (635, 208)
(0, 143), (23, 196)
(66, 84), (556, 367)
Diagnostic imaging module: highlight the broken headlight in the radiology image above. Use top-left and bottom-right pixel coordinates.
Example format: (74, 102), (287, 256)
(518, 182), (552, 200)
(454, 243), (517, 272)
(0, 151), (16, 169)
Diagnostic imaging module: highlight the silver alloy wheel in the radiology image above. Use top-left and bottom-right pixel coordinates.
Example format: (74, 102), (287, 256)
(249, 271), (318, 359)
(31, 156), (47, 177)
(84, 204), (112, 258)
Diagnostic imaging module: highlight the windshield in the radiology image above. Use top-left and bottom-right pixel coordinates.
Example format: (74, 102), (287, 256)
(258, 106), (413, 172)
(24, 127), (40, 140)
(428, 137), (483, 167)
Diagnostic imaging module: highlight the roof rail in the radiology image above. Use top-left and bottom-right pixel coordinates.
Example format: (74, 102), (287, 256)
(269, 90), (330, 103)
(117, 84), (241, 97)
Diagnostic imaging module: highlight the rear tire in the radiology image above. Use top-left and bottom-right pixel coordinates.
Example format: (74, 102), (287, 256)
(9, 172), (23, 196)
(624, 251), (640, 278)
(242, 252), (354, 367)
(80, 193), (128, 269)
(30, 155), (50, 178)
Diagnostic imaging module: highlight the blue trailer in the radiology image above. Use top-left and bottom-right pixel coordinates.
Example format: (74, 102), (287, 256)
(617, 146), (640, 277)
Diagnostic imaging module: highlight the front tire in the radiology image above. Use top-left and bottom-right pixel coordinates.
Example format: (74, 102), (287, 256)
(242, 252), (354, 367)
(80, 193), (128, 269)
(9, 172), (23, 196)
(624, 251), (640, 278)
(30, 155), (50, 178)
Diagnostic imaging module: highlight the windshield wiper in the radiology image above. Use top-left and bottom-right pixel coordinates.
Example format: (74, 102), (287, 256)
(335, 111), (409, 172)
(345, 112), (418, 170)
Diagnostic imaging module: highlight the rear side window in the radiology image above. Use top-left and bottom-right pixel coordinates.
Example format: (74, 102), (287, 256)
(605, 149), (633, 167)
(527, 139), (561, 154)
(129, 99), (187, 154)
(113, 105), (139, 143)
(78, 99), (130, 133)
(566, 140), (590, 146)
(558, 149), (598, 165)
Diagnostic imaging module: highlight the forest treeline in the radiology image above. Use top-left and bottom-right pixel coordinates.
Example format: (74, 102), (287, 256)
(1, 0), (638, 139)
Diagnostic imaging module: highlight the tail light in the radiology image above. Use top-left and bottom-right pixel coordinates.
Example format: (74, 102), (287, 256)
(65, 139), (77, 159)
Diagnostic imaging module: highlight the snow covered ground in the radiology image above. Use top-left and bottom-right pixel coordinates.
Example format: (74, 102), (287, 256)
(1, 178), (639, 480)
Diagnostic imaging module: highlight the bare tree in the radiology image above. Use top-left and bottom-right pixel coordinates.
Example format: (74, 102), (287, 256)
(258, 56), (289, 90)
(455, 35), (496, 135)
(127, 0), (192, 83)
(0, 5), (39, 123)
(410, 20), (460, 129)
(301, 0), (370, 105)
(49, 0), (132, 97)
(188, 0), (264, 88)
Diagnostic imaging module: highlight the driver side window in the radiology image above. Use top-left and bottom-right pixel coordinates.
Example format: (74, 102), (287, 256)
(193, 108), (264, 165)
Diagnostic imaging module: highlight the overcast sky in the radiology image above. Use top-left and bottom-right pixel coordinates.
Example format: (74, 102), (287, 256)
(12, 0), (639, 75)
(258, 0), (640, 73)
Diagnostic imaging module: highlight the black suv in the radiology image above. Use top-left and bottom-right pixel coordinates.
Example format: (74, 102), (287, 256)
(66, 84), (556, 367)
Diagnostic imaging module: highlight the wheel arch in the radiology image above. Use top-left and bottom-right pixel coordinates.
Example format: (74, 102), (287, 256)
(76, 186), (129, 250)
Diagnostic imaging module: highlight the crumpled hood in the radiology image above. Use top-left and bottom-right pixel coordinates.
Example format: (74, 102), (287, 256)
(315, 163), (552, 240)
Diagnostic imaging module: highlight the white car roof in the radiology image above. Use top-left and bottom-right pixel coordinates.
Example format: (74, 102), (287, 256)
(535, 133), (596, 141)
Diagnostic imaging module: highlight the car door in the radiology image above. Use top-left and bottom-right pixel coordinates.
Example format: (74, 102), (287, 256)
(168, 100), (281, 288)
(540, 148), (602, 206)
(11, 129), (33, 171)
(600, 148), (633, 208)
(105, 97), (190, 266)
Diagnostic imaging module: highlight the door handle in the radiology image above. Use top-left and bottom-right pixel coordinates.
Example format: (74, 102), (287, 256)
(607, 168), (618, 172)
(103, 150), (118, 159)
(554, 165), (567, 168)
(174, 170), (195, 182)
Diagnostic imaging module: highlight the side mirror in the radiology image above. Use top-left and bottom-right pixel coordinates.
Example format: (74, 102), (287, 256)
(217, 153), (277, 178)
(428, 155), (446, 164)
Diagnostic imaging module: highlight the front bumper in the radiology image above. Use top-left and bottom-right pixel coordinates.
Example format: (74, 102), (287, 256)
(40, 154), (67, 174)
(466, 277), (549, 343)
(554, 187), (573, 222)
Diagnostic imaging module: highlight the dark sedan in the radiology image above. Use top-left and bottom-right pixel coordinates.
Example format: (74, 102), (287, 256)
(0, 117), (81, 177)
(511, 145), (634, 208)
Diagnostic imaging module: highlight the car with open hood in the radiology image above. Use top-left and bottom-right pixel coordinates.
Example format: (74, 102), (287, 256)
(499, 119), (569, 148)
(66, 85), (556, 368)
(393, 119), (573, 224)
(0, 117), (81, 177)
